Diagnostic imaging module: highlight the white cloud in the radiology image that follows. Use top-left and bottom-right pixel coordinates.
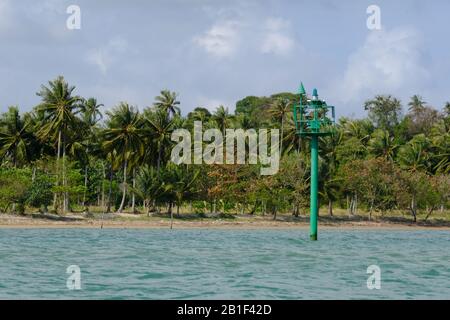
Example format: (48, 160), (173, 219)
(86, 37), (129, 74)
(86, 50), (110, 74)
(193, 20), (240, 58)
(266, 17), (290, 32)
(335, 27), (429, 103)
(260, 17), (294, 56)
(194, 17), (295, 58)
(261, 33), (294, 56)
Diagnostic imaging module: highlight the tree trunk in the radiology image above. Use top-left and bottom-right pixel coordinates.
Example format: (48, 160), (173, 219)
(117, 160), (128, 213)
(272, 205), (277, 220)
(369, 198), (374, 221)
(350, 193), (357, 216)
(62, 133), (67, 214)
(346, 194), (350, 216)
(295, 205), (299, 217)
(328, 199), (333, 216)
(83, 165), (88, 211)
(147, 200), (152, 216)
(101, 163), (105, 211)
(424, 206), (435, 221)
(410, 195), (417, 223)
(213, 199), (216, 214)
(250, 201), (257, 215)
(131, 167), (136, 213)
(107, 164), (113, 213)
(157, 146), (162, 175)
(13, 146), (17, 168)
(53, 130), (62, 213)
(280, 116), (284, 155)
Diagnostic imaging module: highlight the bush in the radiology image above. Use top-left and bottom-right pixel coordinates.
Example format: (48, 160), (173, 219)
(25, 173), (53, 212)
(0, 168), (31, 213)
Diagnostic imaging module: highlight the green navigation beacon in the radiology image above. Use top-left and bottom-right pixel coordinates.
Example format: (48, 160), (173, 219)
(293, 83), (336, 240)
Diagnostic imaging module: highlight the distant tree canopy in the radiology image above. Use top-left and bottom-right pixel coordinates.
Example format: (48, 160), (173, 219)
(364, 95), (402, 132)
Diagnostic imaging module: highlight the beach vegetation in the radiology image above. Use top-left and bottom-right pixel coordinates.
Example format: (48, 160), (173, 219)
(0, 76), (449, 223)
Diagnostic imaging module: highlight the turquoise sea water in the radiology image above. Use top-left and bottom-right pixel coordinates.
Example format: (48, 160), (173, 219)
(0, 228), (449, 299)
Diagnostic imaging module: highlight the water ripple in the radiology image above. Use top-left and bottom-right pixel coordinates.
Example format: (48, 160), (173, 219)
(0, 228), (449, 299)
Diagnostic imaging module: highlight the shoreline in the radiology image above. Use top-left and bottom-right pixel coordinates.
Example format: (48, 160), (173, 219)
(1, 213), (449, 230)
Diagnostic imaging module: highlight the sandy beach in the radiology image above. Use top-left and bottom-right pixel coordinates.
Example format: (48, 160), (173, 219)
(1, 213), (449, 230)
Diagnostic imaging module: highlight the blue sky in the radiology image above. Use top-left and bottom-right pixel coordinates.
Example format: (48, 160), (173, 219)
(0, 0), (449, 118)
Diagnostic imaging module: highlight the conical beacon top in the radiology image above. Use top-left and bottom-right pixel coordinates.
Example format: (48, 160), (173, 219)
(299, 82), (306, 95)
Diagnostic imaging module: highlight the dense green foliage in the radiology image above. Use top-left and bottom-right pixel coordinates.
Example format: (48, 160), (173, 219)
(0, 76), (449, 222)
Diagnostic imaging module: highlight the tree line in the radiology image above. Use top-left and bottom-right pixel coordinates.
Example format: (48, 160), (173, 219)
(0, 76), (449, 223)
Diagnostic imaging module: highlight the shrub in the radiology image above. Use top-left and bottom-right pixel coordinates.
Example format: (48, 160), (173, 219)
(0, 168), (31, 213)
(25, 173), (53, 212)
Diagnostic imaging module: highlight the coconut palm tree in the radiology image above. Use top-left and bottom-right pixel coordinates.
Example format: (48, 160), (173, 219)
(364, 95), (402, 132)
(341, 118), (373, 144)
(144, 108), (177, 174)
(80, 98), (103, 126)
(408, 95), (426, 113)
(318, 128), (343, 215)
(35, 76), (82, 213)
(103, 103), (145, 213)
(269, 98), (292, 154)
(78, 98), (103, 210)
(0, 106), (35, 167)
(282, 113), (306, 154)
(103, 149), (117, 213)
(153, 90), (180, 119)
(162, 164), (200, 229)
(428, 121), (450, 174)
(187, 107), (211, 122)
(134, 165), (164, 215)
(397, 134), (432, 173)
(367, 129), (398, 161)
(319, 175), (342, 216)
(213, 105), (231, 136)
